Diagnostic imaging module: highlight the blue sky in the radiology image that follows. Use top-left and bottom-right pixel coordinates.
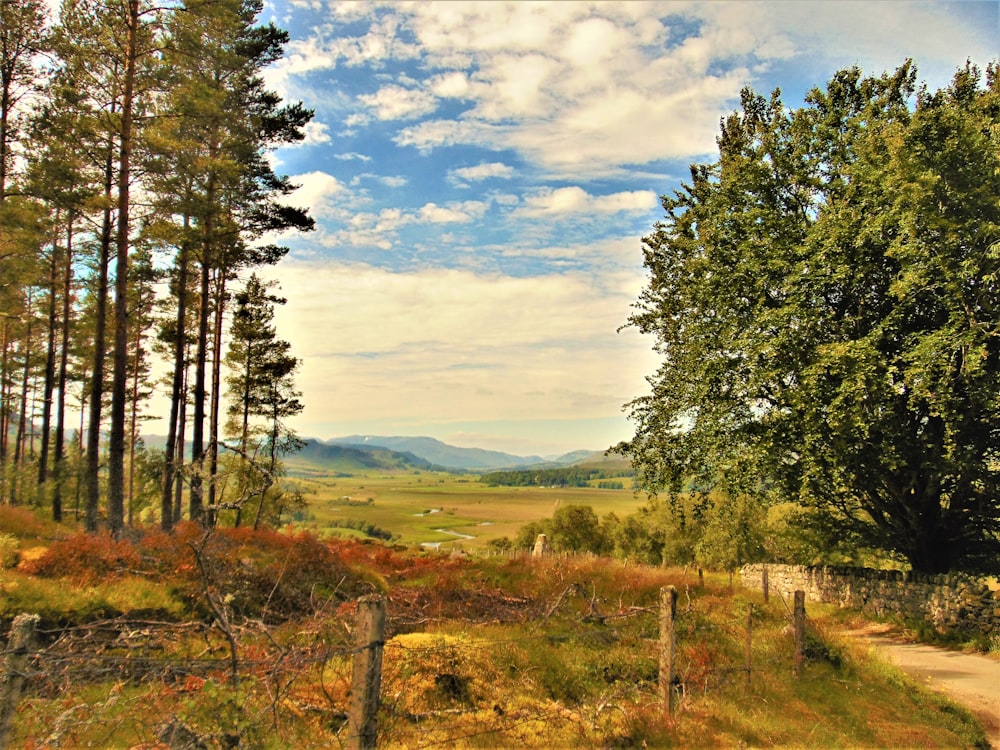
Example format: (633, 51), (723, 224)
(250, 0), (997, 457)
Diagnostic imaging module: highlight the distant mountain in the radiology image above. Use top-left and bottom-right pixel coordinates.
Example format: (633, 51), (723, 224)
(329, 435), (551, 471)
(549, 449), (603, 466)
(137, 432), (609, 474)
(288, 439), (436, 474)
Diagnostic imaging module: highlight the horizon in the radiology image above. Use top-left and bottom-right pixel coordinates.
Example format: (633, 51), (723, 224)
(133, 1), (996, 459)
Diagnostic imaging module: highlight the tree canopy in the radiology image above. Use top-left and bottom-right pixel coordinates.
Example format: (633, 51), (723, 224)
(620, 61), (1000, 575)
(0, 0), (311, 532)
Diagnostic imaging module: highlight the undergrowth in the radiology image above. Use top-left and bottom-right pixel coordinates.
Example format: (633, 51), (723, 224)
(0, 520), (990, 748)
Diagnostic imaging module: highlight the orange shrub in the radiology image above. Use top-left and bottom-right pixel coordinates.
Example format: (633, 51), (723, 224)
(21, 532), (142, 584)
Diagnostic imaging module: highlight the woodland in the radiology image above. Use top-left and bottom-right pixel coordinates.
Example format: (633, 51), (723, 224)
(0, 0), (313, 534)
(0, 1), (997, 580)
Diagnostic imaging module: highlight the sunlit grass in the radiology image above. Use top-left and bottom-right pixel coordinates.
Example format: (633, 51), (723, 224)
(0, 504), (989, 749)
(291, 470), (646, 549)
(0, 570), (186, 623)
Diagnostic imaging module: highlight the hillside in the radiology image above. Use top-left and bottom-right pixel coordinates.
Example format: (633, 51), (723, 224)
(137, 433), (605, 473)
(286, 439), (438, 474)
(330, 434), (560, 470)
(0, 516), (988, 749)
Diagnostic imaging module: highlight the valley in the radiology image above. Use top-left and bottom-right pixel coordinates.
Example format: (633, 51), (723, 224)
(282, 434), (640, 549)
(286, 470), (644, 550)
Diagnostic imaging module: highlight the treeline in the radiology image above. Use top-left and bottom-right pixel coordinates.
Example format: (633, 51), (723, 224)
(326, 518), (395, 542)
(480, 467), (635, 488)
(497, 497), (845, 573)
(0, 0), (312, 533)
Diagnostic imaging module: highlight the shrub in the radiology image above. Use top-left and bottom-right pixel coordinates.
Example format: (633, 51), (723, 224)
(179, 527), (381, 622)
(22, 532), (142, 584)
(0, 534), (19, 569)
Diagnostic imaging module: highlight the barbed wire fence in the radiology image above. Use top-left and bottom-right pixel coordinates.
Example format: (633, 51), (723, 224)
(0, 582), (811, 749)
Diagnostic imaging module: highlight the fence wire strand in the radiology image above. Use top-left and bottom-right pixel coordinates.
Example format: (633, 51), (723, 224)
(2, 578), (796, 748)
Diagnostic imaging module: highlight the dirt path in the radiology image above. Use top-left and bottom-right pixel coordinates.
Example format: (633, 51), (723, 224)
(846, 625), (1000, 748)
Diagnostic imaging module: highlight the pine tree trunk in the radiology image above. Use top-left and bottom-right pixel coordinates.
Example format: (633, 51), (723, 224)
(127, 297), (144, 527)
(190, 256), (210, 523)
(173, 377), (186, 524)
(53, 218), (73, 522)
(37, 224), (61, 491)
(86, 145), (116, 532)
(161, 224), (190, 531)
(107, 0), (140, 538)
(0, 319), (10, 499)
(207, 271), (226, 526)
(10, 292), (33, 504)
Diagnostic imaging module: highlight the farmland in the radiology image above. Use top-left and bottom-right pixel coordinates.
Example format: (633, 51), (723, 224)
(286, 470), (646, 549)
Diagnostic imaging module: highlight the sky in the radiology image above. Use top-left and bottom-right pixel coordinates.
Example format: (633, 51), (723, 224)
(246, 0), (998, 457)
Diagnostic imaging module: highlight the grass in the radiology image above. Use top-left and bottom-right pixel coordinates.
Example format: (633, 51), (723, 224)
(289, 470), (647, 548)
(0, 497), (991, 748)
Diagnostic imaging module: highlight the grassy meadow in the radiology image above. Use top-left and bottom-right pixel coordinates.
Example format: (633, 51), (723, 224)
(287, 470), (646, 549)
(0, 501), (990, 747)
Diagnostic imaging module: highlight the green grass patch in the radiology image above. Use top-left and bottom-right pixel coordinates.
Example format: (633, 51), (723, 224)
(291, 470), (646, 549)
(0, 570), (186, 624)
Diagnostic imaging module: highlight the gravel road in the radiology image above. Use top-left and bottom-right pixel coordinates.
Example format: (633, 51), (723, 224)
(848, 625), (1000, 749)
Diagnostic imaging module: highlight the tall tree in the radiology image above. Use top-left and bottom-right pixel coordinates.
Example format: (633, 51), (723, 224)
(25, 59), (99, 519)
(0, 0), (48, 501)
(50, 0), (160, 532)
(150, 0), (311, 527)
(106, 0), (158, 536)
(0, 0), (47, 201)
(620, 62), (1000, 575)
(224, 273), (302, 528)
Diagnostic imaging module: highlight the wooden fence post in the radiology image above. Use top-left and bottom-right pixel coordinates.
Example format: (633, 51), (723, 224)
(659, 586), (678, 714)
(762, 565), (769, 604)
(0, 613), (39, 750)
(745, 602), (753, 690)
(348, 596), (386, 750)
(793, 590), (805, 676)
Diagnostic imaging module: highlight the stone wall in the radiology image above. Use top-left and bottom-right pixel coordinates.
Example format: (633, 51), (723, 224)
(741, 564), (1000, 638)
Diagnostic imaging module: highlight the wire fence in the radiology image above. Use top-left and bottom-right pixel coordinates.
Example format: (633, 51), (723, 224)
(1, 582), (810, 749)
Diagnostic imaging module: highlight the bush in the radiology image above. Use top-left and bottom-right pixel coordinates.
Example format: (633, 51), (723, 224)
(18, 524), (382, 623)
(22, 532), (142, 584)
(0, 534), (19, 569)
(180, 527), (381, 621)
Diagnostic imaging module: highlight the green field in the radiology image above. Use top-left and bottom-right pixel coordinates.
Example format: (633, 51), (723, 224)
(288, 470), (646, 549)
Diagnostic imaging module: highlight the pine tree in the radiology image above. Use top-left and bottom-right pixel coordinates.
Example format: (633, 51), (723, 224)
(224, 273), (302, 528)
(150, 0), (311, 527)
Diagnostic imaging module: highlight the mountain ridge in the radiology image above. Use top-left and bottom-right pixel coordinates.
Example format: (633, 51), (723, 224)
(139, 432), (604, 472)
(325, 434), (598, 470)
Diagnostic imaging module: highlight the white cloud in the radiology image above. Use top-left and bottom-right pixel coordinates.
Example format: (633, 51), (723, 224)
(334, 152), (372, 162)
(448, 162), (515, 185)
(395, 119), (493, 152)
(289, 1), (995, 177)
(298, 120), (331, 146)
(419, 201), (488, 224)
(358, 84), (439, 121)
(516, 187), (659, 217)
(287, 171), (349, 219)
(429, 70), (473, 98)
(258, 258), (661, 444)
(335, 13), (422, 66)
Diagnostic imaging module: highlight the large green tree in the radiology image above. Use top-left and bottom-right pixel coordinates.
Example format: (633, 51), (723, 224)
(149, 0), (311, 529)
(620, 62), (1000, 575)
